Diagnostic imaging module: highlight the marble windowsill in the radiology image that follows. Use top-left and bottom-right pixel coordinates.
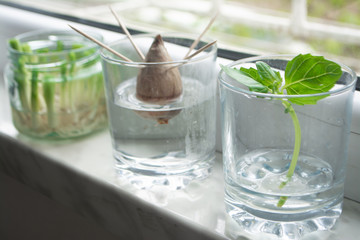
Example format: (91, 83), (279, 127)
(1, 72), (360, 240)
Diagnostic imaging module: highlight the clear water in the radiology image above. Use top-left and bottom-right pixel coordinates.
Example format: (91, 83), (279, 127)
(234, 149), (334, 196)
(107, 77), (216, 189)
(225, 149), (343, 238)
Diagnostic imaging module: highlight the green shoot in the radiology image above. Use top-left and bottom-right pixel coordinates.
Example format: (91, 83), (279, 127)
(8, 36), (105, 138)
(15, 56), (31, 112)
(30, 70), (39, 128)
(21, 43), (31, 53)
(36, 48), (49, 53)
(56, 40), (64, 51)
(71, 43), (83, 49)
(68, 50), (77, 120)
(43, 76), (56, 128)
(68, 51), (77, 74)
(9, 39), (33, 112)
(9, 38), (22, 51)
(60, 63), (68, 109)
(220, 53), (342, 207)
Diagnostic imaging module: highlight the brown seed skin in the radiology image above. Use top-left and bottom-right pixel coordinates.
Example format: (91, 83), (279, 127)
(135, 35), (183, 123)
(136, 109), (181, 124)
(136, 34), (182, 104)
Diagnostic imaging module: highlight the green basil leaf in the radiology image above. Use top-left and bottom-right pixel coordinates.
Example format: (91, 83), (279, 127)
(256, 61), (282, 89)
(239, 67), (262, 83)
(220, 64), (268, 93)
(284, 53), (342, 105)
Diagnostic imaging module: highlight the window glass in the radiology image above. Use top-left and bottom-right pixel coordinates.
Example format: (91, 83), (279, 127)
(306, 0), (360, 72)
(4, 0), (360, 74)
(226, 0), (291, 12)
(308, 0), (360, 25)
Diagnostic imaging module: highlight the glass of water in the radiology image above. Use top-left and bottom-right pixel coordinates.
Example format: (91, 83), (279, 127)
(100, 33), (217, 190)
(219, 54), (357, 238)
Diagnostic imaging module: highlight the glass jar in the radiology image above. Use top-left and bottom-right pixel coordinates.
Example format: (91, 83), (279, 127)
(4, 30), (107, 139)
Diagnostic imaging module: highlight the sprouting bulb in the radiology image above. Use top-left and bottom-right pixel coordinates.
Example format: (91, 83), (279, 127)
(135, 34), (182, 124)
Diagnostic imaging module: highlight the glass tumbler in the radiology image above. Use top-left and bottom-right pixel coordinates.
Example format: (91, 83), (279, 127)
(4, 30), (107, 139)
(219, 55), (357, 238)
(100, 33), (217, 190)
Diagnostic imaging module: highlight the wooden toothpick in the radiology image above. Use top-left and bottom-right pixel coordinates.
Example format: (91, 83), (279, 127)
(166, 40), (217, 71)
(184, 11), (218, 59)
(109, 6), (146, 61)
(184, 40), (217, 60)
(68, 24), (133, 62)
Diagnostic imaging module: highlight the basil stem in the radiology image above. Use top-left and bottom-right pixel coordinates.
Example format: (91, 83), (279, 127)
(277, 100), (302, 207)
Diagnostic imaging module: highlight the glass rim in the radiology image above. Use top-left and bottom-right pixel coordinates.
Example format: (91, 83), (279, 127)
(7, 29), (103, 57)
(219, 54), (357, 98)
(100, 32), (217, 66)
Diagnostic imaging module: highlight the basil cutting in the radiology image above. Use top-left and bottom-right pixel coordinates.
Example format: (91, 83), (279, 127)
(220, 53), (342, 207)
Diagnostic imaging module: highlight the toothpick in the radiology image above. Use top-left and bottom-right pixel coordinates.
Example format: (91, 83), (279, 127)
(68, 24), (133, 62)
(184, 11), (218, 59)
(184, 40), (217, 60)
(109, 6), (145, 61)
(166, 40), (217, 71)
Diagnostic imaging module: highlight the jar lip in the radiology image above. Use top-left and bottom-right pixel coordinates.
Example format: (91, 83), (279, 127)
(219, 54), (358, 98)
(100, 32), (217, 66)
(7, 29), (103, 57)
